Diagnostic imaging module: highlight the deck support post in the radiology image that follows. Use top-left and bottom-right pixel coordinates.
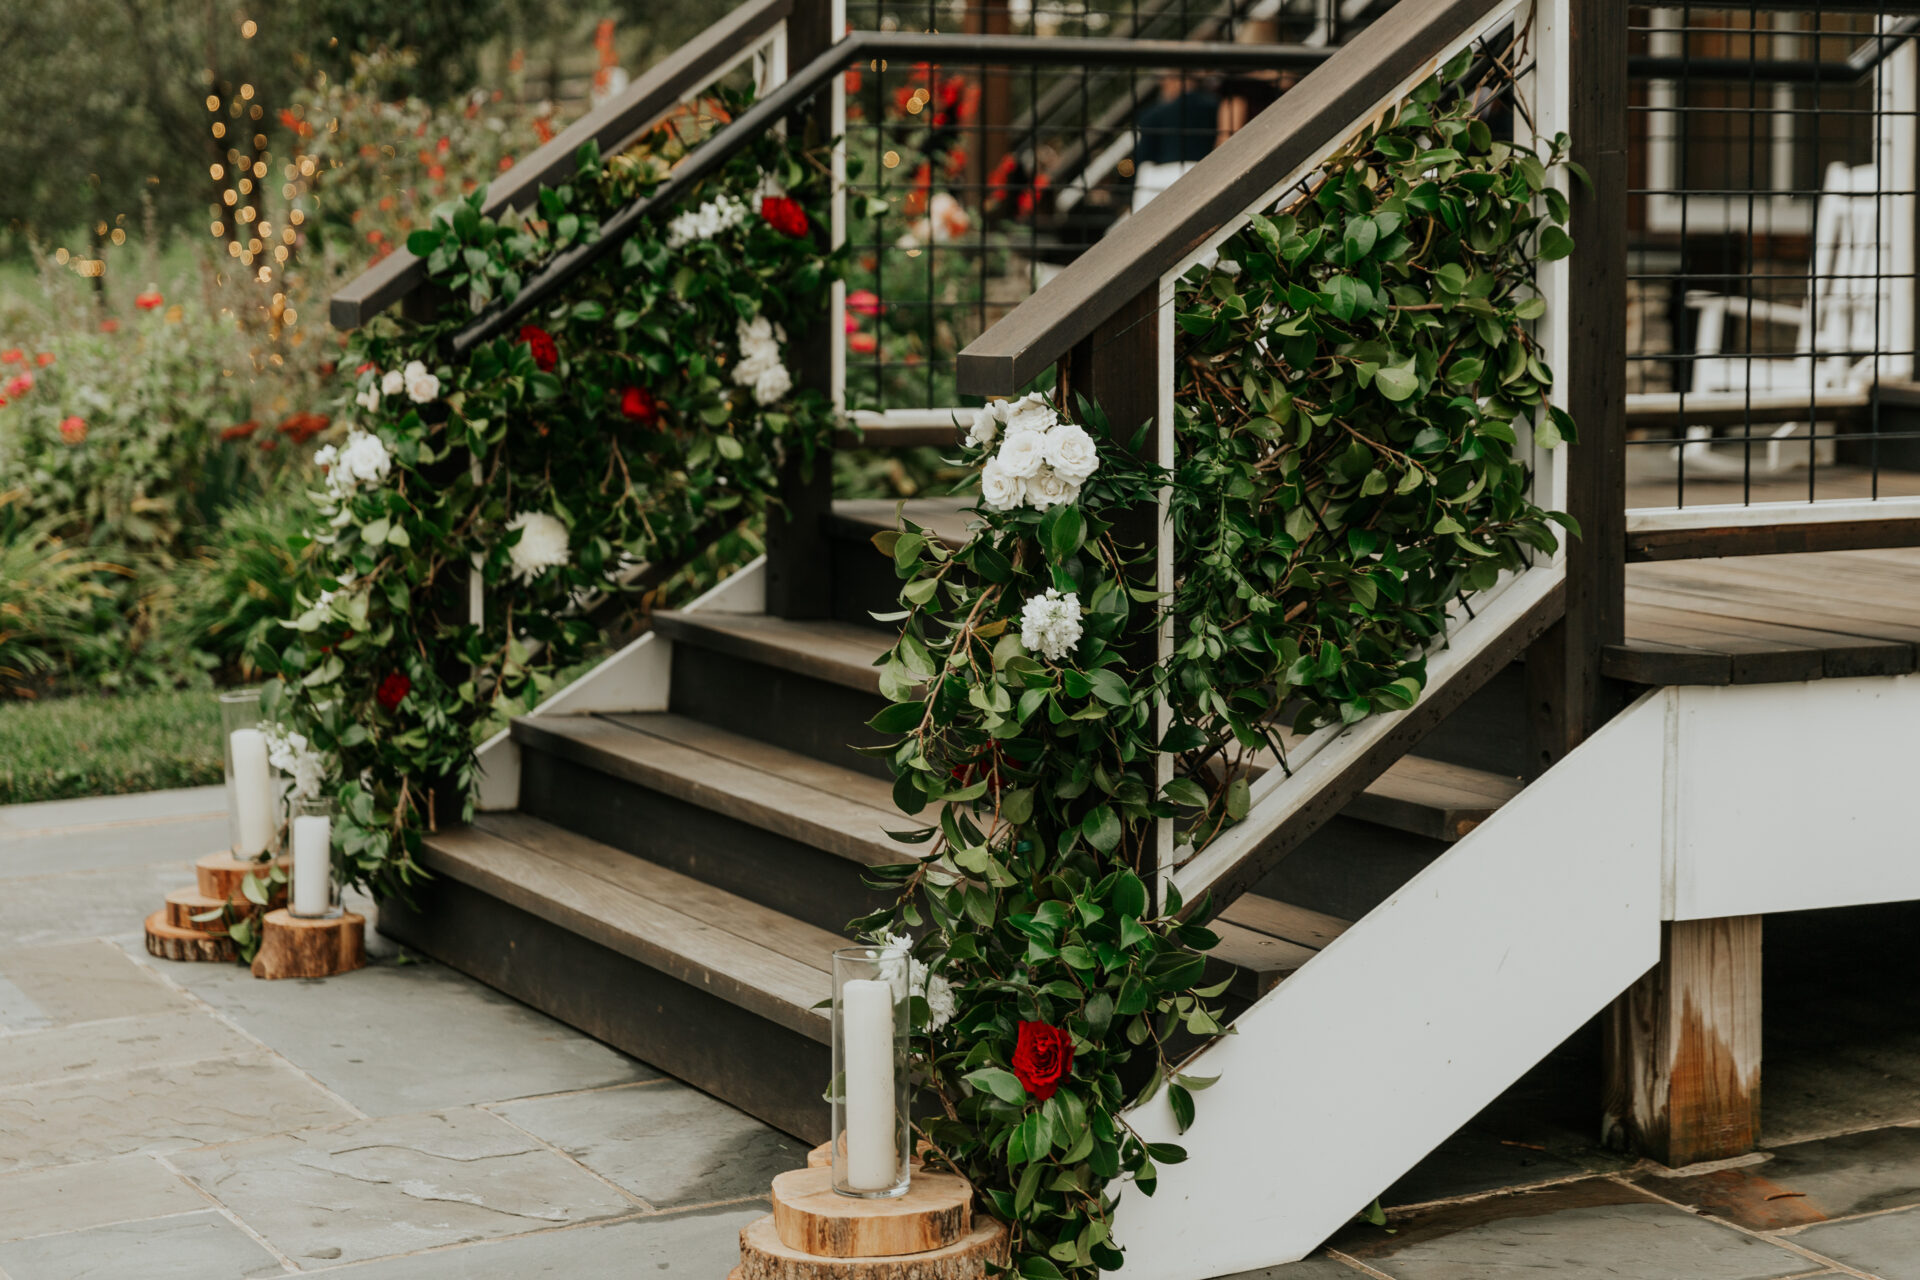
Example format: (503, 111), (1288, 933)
(766, 0), (840, 620)
(1603, 916), (1763, 1167)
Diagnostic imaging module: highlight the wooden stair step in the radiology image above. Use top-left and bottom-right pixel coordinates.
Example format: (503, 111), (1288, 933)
(1347, 754), (1524, 841)
(1209, 895), (1355, 999)
(653, 611), (892, 695)
(512, 712), (905, 870)
(830, 498), (975, 550)
(422, 814), (839, 1042)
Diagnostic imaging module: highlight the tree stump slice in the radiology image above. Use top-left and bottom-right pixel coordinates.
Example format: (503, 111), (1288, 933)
(144, 911), (238, 963)
(772, 1168), (972, 1259)
(250, 910), (365, 980)
(196, 853), (288, 906)
(165, 889), (231, 934)
(740, 1215), (1005, 1280)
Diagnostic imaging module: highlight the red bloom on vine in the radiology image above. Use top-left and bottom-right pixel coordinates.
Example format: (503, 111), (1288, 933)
(1011, 1021), (1074, 1101)
(620, 386), (660, 425)
(519, 325), (559, 372)
(376, 673), (411, 712)
(760, 196), (809, 238)
(58, 416), (86, 445)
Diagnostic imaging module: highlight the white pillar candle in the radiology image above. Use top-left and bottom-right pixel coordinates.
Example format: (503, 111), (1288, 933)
(229, 729), (273, 856)
(841, 977), (898, 1191)
(291, 814), (332, 917)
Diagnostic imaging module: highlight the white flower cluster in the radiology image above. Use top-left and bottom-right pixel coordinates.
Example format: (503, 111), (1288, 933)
(882, 934), (956, 1033)
(505, 511), (571, 585)
(664, 193), (750, 249)
(1020, 587), (1084, 662)
(357, 360), (439, 411)
(312, 428), (393, 502)
(733, 316), (793, 406)
(262, 723), (330, 803)
(970, 393), (1100, 512)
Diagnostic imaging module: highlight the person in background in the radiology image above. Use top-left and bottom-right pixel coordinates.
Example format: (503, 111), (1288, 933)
(1131, 71), (1220, 213)
(1216, 17), (1296, 145)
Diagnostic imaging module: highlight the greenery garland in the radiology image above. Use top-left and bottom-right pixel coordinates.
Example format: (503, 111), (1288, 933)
(242, 92), (839, 930)
(865, 52), (1576, 1277)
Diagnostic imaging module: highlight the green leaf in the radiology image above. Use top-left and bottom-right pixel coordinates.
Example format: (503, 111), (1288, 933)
(1374, 358), (1418, 403)
(965, 1066), (1029, 1105)
(1081, 805), (1123, 854)
(1538, 226), (1574, 261)
(1041, 503), (1085, 564)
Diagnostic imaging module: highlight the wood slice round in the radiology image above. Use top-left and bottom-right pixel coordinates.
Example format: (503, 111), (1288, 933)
(195, 852), (288, 905)
(144, 911), (237, 963)
(249, 910), (366, 980)
(164, 889), (231, 934)
(808, 1142), (832, 1170)
(741, 1214), (1006, 1280)
(772, 1167), (972, 1259)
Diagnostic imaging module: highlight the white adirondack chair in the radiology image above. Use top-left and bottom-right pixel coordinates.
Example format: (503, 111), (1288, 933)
(1677, 161), (1910, 473)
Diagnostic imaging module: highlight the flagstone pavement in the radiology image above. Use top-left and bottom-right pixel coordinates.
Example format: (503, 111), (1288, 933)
(4, 786), (1920, 1277)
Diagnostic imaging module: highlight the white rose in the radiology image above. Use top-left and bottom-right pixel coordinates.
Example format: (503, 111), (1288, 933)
(405, 363), (440, 403)
(381, 369), (405, 397)
(337, 430), (392, 486)
(1043, 423), (1100, 482)
(505, 511), (571, 585)
(994, 430), (1047, 479)
(356, 386), (380, 412)
(966, 405), (999, 448)
(752, 363), (792, 406)
(979, 456), (1027, 511)
(1001, 392), (1058, 437)
(312, 444), (338, 471)
(1026, 466), (1079, 510)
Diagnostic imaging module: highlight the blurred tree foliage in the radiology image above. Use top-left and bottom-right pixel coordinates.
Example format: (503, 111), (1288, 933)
(0, 0), (718, 252)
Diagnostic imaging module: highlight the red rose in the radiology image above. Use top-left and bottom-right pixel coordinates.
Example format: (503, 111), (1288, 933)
(619, 386), (659, 425)
(519, 325), (559, 372)
(376, 672), (411, 711)
(1010, 1020), (1074, 1101)
(760, 195), (809, 238)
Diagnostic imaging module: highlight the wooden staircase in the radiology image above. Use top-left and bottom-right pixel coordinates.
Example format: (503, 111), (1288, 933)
(380, 498), (1535, 1142)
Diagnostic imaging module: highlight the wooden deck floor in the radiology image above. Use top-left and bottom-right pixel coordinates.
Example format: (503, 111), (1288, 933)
(1613, 548), (1920, 685)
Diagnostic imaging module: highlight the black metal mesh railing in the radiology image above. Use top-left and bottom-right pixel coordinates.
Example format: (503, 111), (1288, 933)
(1625, 5), (1920, 508)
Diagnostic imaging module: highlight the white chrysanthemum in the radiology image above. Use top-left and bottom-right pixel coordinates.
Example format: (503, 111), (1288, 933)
(381, 368), (405, 397)
(1026, 466), (1079, 510)
(665, 193), (751, 249)
(882, 933), (956, 1034)
(505, 511), (571, 585)
(403, 359), (440, 403)
(1020, 587), (1084, 662)
(979, 456), (1027, 511)
(355, 385), (380, 412)
(263, 724), (331, 803)
(1001, 391), (1058, 437)
(1042, 422), (1100, 482)
(994, 429), (1048, 479)
(733, 316), (793, 407)
(965, 403), (1002, 448)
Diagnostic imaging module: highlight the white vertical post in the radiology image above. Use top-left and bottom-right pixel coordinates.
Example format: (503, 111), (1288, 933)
(1878, 33), (1916, 380)
(1154, 271), (1177, 906)
(831, 2), (849, 413)
(1528, 0), (1572, 553)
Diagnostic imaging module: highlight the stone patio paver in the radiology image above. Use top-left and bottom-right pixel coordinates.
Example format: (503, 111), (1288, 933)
(1229, 1254), (1369, 1277)
(146, 947), (654, 1116)
(1641, 1125), (1920, 1231)
(490, 1078), (809, 1208)
(307, 1204), (767, 1278)
(0, 938), (194, 1030)
(1791, 1203), (1920, 1279)
(0, 785), (228, 879)
(0, 862), (198, 952)
(0, 1155), (206, 1244)
(0, 1050), (357, 1173)
(0, 1009), (255, 1089)
(166, 1106), (639, 1267)
(1331, 1180), (1818, 1280)
(0, 1209), (282, 1280)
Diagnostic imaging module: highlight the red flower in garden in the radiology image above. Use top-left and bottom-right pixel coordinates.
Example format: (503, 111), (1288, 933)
(847, 289), (880, 317)
(376, 673), (411, 711)
(58, 416), (86, 445)
(222, 420), (261, 442)
(356, 361), (376, 375)
(4, 373), (31, 397)
(760, 195), (809, 238)
(1011, 1021), (1074, 1101)
(0, 349), (21, 364)
(518, 325), (559, 372)
(135, 290), (163, 310)
(619, 386), (659, 425)
(277, 412), (331, 444)
(99, 319), (120, 334)
(35, 353), (53, 367)
(848, 332), (877, 355)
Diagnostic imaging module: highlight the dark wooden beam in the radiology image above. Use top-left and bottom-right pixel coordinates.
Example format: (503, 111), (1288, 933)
(1627, 518), (1920, 561)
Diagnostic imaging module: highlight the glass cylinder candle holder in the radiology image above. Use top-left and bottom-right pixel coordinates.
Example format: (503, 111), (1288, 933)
(830, 946), (912, 1198)
(221, 689), (276, 861)
(288, 797), (342, 920)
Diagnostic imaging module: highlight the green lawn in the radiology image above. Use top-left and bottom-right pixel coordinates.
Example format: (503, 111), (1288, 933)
(0, 688), (224, 805)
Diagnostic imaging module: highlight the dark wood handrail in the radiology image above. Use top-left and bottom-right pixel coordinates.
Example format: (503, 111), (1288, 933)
(953, 0), (1502, 396)
(329, 0), (793, 331)
(442, 30), (1335, 355)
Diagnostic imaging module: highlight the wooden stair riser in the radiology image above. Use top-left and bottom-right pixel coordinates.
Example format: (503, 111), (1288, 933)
(379, 876), (832, 1142)
(739, 1216), (1007, 1280)
(1396, 660), (1530, 778)
(669, 643), (893, 782)
(518, 747), (890, 936)
(1248, 814), (1449, 925)
(829, 533), (915, 635)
